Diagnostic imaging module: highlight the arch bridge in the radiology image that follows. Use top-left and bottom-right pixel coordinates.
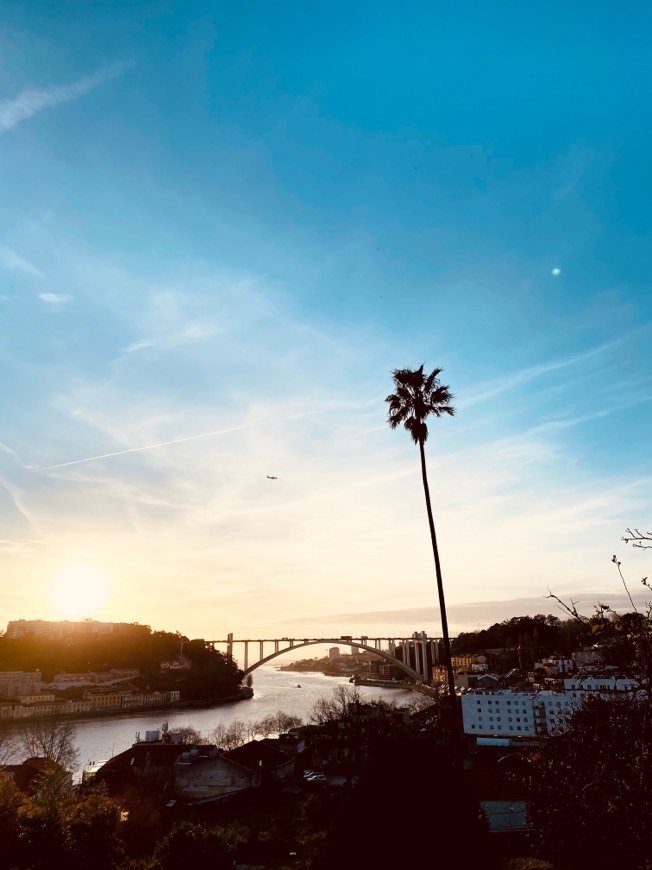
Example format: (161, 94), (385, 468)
(207, 633), (443, 685)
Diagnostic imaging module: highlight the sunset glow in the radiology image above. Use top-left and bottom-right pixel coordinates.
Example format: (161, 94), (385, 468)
(0, 2), (650, 641)
(50, 564), (110, 620)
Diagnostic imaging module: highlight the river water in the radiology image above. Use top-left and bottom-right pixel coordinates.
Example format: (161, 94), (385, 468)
(8, 667), (416, 783)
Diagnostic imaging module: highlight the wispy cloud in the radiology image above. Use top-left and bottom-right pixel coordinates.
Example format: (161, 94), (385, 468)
(0, 246), (43, 278)
(38, 292), (73, 305)
(0, 441), (27, 466)
(122, 339), (155, 354)
(0, 61), (131, 133)
(460, 338), (620, 409)
(39, 409), (325, 470)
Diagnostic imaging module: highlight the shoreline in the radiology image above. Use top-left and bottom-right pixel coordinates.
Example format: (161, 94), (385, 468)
(0, 686), (254, 728)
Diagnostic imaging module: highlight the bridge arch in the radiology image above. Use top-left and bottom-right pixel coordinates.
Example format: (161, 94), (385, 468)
(241, 638), (423, 683)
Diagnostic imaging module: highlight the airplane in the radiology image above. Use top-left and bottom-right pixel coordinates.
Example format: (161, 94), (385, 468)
(266, 475), (278, 480)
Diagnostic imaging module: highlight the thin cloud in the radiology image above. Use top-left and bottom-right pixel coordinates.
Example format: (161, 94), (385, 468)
(39, 409), (324, 470)
(460, 338), (620, 409)
(0, 246), (44, 278)
(122, 339), (155, 353)
(38, 292), (73, 305)
(0, 441), (27, 466)
(0, 61), (132, 133)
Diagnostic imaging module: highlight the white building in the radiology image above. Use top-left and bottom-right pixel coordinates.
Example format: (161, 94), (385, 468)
(562, 674), (638, 697)
(462, 674), (641, 738)
(533, 655), (574, 674)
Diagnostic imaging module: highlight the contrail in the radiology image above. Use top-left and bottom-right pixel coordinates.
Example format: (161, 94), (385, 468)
(0, 61), (132, 133)
(40, 410), (321, 471)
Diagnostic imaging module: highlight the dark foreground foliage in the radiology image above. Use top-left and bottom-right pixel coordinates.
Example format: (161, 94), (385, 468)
(313, 737), (500, 870)
(0, 736), (504, 869)
(529, 696), (652, 870)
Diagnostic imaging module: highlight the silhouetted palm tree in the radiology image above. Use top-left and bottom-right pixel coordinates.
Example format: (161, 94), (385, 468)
(386, 365), (459, 729)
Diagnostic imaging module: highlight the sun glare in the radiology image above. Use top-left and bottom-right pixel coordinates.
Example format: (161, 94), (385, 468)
(50, 563), (110, 619)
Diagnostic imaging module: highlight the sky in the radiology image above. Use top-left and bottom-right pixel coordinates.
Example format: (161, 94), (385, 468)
(1, 0), (651, 646)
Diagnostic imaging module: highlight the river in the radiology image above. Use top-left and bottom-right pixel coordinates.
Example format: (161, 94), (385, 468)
(6, 667), (416, 783)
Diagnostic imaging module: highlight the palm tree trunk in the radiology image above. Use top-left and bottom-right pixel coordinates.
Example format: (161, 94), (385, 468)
(418, 438), (461, 734)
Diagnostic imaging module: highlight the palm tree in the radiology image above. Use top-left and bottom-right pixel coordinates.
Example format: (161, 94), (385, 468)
(386, 364), (459, 730)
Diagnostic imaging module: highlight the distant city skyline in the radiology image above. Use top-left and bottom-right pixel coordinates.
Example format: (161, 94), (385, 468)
(0, 2), (650, 640)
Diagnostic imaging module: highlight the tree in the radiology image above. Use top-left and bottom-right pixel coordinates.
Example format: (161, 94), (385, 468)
(0, 770), (23, 867)
(528, 695), (652, 869)
(386, 365), (458, 727)
(0, 728), (18, 765)
(210, 720), (247, 750)
(153, 821), (233, 870)
(172, 725), (201, 745)
(623, 527), (652, 549)
(531, 541), (652, 868)
(310, 685), (361, 724)
(18, 719), (79, 772)
(258, 711), (303, 736)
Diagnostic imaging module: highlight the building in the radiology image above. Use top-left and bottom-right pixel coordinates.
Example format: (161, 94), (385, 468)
(368, 660), (403, 679)
(94, 733), (295, 804)
(0, 671), (41, 699)
(5, 619), (114, 640)
(451, 654), (488, 672)
(176, 740), (295, 803)
(532, 655), (574, 675)
(328, 647), (340, 661)
(461, 674), (641, 739)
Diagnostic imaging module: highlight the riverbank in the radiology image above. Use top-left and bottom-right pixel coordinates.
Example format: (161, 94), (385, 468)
(66, 668), (418, 783)
(351, 676), (411, 689)
(0, 686), (254, 727)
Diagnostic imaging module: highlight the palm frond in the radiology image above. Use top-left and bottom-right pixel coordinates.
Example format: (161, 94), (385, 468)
(385, 365), (455, 444)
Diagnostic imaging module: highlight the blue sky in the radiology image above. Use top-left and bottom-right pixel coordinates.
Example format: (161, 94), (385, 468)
(1, 0), (651, 641)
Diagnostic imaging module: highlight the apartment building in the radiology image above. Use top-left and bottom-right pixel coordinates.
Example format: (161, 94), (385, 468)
(461, 673), (640, 738)
(0, 671), (41, 698)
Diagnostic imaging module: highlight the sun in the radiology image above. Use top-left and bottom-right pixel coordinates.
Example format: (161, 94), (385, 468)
(50, 563), (110, 619)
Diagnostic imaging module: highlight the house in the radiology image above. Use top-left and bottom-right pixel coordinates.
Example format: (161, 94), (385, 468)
(94, 735), (295, 804)
(95, 738), (217, 796)
(1, 757), (71, 793)
(175, 741), (295, 803)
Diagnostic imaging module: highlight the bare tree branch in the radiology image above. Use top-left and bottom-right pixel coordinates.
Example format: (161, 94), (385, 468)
(18, 719), (79, 772)
(623, 528), (652, 549)
(612, 554), (639, 613)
